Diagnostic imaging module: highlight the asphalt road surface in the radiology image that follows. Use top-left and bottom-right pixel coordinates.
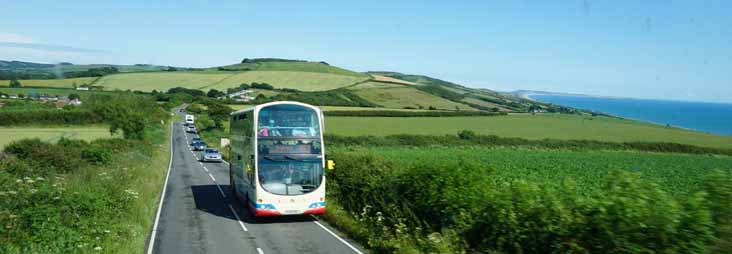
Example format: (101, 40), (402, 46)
(147, 111), (365, 254)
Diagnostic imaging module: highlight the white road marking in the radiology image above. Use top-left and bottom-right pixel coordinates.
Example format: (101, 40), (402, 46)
(312, 216), (364, 254)
(146, 121), (175, 254)
(256, 248), (264, 254)
(215, 184), (227, 198)
(227, 205), (249, 232)
(208, 173), (217, 182)
(202, 166), (209, 172)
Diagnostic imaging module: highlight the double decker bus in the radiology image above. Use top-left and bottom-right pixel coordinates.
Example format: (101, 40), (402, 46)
(229, 101), (327, 216)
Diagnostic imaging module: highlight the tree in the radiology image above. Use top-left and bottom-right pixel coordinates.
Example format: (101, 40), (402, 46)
(9, 79), (22, 88)
(239, 83), (250, 90)
(251, 82), (274, 90)
(68, 93), (80, 100)
(207, 89), (225, 98)
(205, 101), (233, 129)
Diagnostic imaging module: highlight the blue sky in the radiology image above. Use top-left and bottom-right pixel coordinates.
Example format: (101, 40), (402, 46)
(1, 0), (730, 102)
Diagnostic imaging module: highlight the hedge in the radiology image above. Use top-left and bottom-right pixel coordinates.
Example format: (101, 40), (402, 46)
(0, 110), (103, 126)
(323, 110), (507, 117)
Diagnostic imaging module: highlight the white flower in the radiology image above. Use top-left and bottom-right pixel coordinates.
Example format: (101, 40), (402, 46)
(36, 177), (45, 181)
(94, 246), (102, 251)
(104, 230), (111, 233)
(25, 179), (34, 184)
(53, 196), (61, 200)
(95, 236), (100, 240)
(23, 177), (30, 180)
(15, 179), (22, 183)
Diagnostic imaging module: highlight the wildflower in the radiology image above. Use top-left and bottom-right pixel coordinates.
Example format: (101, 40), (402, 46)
(36, 177), (44, 181)
(77, 244), (84, 248)
(96, 236), (100, 240)
(104, 230), (111, 233)
(15, 179), (22, 183)
(54, 196), (61, 200)
(25, 179), (34, 184)
(94, 246), (102, 251)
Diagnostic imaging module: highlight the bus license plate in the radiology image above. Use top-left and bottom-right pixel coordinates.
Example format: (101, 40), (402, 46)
(282, 210), (301, 215)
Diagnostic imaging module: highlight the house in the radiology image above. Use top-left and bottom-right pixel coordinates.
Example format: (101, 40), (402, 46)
(76, 86), (90, 91)
(225, 90), (255, 102)
(69, 98), (82, 106)
(9, 94), (18, 99)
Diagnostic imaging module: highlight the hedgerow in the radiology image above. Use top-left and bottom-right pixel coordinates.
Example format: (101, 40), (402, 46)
(325, 131), (732, 156)
(326, 151), (730, 253)
(324, 110), (506, 117)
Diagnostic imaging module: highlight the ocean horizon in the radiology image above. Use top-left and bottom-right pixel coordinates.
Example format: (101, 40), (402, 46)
(529, 94), (732, 136)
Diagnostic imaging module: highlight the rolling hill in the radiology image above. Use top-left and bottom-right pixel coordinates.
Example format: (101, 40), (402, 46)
(1, 58), (551, 113)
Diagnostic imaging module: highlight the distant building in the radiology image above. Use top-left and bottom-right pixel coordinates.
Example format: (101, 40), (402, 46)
(225, 89), (255, 102)
(69, 98), (82, 106)
(9, 94), (18, 99)
(76, 86), (90, 91)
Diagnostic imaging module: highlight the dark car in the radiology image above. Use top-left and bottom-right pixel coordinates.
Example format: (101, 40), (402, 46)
(190, 137), (201, 146)
(191, 141), (207, 151)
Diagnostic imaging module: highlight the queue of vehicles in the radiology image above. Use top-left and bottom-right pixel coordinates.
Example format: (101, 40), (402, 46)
(184, 114), (222, 162)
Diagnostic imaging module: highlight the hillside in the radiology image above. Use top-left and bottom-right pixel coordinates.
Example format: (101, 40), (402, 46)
(0, 60), (186, 79)
(2, 58), (556, 113)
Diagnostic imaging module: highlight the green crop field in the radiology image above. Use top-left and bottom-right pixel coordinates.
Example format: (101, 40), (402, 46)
(0, 77), (98, 88)
(325, 114), (732, 149)
(93, 71), (368, 92)
(204, 71), (368, 91)
(0, 126), (113, 148)
(337, 146), (732, 195)
(94, 72), (232, 91)
(352, 86), (479, 110)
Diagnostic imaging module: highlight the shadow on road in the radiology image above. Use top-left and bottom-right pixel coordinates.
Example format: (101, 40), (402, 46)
(192, 184), (317, 225)
(191, 185), (238, 221)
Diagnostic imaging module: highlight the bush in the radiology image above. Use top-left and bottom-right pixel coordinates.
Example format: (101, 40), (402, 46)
(0, 110), (103, 126)
(324, 111), (506, 117)
(327, 153), (723, 253)
(81, 147), (113, 165)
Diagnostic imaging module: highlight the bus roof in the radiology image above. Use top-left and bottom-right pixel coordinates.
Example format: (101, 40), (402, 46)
(230, 101), (322, 116)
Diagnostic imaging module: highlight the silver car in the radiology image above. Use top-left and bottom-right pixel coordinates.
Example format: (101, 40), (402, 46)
(202, 148), (222, 162)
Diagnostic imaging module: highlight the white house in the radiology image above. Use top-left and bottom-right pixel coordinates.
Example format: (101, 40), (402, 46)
(76, 86), (90, 91)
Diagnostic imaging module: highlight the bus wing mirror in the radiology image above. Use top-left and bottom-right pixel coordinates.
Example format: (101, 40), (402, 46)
(327, 160), (335, 170)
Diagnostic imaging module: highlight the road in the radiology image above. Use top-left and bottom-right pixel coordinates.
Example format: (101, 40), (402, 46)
(147, 112), (365, 254)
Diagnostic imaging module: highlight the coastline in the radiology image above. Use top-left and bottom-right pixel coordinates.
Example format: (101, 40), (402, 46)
(528, 94), (731, 137)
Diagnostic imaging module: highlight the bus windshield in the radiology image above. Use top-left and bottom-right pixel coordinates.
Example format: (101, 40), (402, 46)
(257, 104), (323, 195)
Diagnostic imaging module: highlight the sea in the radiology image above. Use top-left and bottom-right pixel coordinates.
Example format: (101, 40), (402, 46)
(528, 94), (732, 136)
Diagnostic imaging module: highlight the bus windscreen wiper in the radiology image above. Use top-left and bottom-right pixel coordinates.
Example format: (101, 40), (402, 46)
(284, 155), (321, 161)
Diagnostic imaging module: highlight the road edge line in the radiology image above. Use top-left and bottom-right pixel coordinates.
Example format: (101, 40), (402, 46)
(146, 119), (175, 254)
(311, 216), (364, 254)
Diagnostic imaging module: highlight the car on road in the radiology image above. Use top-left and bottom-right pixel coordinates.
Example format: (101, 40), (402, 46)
(191, 141), (207, 151)
(186, 125), (197, 133)
(190, 137), (201, 145)
(202, 148), (222, 162)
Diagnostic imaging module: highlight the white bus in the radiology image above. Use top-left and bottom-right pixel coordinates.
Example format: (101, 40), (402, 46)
(229, 101), (327, 216)
(185, 114), (195, 125)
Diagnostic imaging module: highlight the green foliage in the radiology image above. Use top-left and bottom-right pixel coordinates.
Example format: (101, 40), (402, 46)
(326, 150), (726, 253)
(0, 110), (103, 125)
(167, 86), (205, 97)
(206, 89), (225, 98)
(705, 169), (732, 251)
(415, 84), (464, 101)
(250, 82), (274, 90)
(0, 119), (169, 253)
(326, 132), (732, 156)
(85, 94), (161, 140)
(253, 89), (378, 107)
(324, 110), (506, 117)
(61, 66), (119, 78)
(9, 79), (22, 88)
